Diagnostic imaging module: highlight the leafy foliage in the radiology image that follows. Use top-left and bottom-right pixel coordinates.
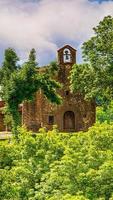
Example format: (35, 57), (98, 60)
(70, 63), (95, 99)
(1, 123), (113, 199)
(70, 16), (113, 105)
(96, 101), (113, 123)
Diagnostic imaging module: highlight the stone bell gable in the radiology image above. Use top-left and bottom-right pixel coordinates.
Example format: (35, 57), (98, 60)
(22, 44), (96, 132)
(57, 45), (76, 85)
(57, 45), (76, 66)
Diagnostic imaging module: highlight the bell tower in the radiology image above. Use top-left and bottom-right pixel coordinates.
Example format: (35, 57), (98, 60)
(57, 45), (76, 66)
(57, 45), (76, 84)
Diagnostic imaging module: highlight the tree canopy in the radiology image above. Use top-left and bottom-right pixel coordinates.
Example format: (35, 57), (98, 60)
(70, 16), (113, 106)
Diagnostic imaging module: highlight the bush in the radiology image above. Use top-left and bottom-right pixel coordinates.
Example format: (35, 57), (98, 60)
(0, 123), (113, 199)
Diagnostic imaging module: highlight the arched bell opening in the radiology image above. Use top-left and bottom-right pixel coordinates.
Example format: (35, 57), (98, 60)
(63, 48), (71, 63)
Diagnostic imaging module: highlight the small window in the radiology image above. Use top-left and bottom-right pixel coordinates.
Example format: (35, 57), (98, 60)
(65, 90), (69, 96)
(83, 114), (87, 118)
(48, 115), (54, 125)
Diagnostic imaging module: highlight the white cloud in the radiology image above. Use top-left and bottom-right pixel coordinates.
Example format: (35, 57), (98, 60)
(0, 0), (112, 65)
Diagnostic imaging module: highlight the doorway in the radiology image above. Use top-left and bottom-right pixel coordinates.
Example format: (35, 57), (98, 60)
(63, 111), (75, 131)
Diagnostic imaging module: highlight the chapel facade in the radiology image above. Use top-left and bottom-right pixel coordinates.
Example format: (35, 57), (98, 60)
(22, 45), (96, 132)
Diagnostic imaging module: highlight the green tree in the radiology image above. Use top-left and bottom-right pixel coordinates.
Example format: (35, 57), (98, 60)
(70, 16), (113, 105)
(0, 48), (62, 138)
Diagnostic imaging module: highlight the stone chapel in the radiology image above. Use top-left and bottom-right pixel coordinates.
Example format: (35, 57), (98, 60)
(22, 45), (96, 132)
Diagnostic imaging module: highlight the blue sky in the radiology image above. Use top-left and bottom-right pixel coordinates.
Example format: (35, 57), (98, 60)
(0, 0), (112, 66)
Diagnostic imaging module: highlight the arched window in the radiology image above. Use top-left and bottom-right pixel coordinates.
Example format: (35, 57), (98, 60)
(63, 48), (71, 63)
